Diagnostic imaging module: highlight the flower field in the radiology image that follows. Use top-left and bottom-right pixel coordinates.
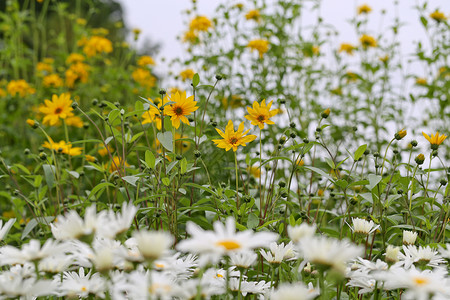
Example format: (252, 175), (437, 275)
(0, 0), (449, 299)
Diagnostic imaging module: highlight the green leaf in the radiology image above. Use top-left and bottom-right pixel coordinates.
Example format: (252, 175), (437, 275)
(367, 174), (382, 190)
(122, 175), (140, 186)
(22, 217), (54, 240)
(145, 150), (156, 169)
(88, 182), (115, 200)
(157, 132), (173, 152)
(192, 73), (200, 87)
(325, 157), (335, 169)
(42, 164), (56, 189)
(247, 213), (259, 229)
(161, 177), (170, 186)
(303, 166), (334, 182)
(180, 158), (188, 174)
(420, 16), (428, 28)
(135, 100), (144, 111)
(354, 144), (367, 161)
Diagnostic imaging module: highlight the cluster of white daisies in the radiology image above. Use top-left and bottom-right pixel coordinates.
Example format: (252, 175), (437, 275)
(0, 204), (449, 299)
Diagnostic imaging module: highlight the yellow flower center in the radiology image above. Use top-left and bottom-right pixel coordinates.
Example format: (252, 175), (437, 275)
(216, 239), (241, 250)
(81, 286), (87, 292)
(413, 277), (428, 286)
(54, 107), (63, 114)
(257, 115), (265, 122)
(216, 273), (224, 278)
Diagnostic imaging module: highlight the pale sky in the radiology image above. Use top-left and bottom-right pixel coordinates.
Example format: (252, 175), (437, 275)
(118, 0), (447, 66)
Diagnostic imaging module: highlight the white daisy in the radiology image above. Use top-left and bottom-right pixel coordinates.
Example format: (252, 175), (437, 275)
(350, 218), (379, 235)
(375, 266), (450, 300)
(51, 205), (107, 241)
(57, 267), (106, 298)
(287, 223), (316, 243)
(132, 230), (174, 260)
(229, 277), (270, 296)
(0, 271), (56, 298)
(260, 241), (297, 264)
(177, 217), (278, 265)
(385, 245), (400, 264)
(97, 202), (138, 239)
(229, 251), (258, 268)
(270, 282), (320, 300)
(397, 245), (446, 269)
(438, 243), (450, 259)
(0, 239), (68, 265)
(403, 230), (418, 245)
(347, 270), (376, 294)
(154, 253), (197, 281)
(297, 236), (363, 274)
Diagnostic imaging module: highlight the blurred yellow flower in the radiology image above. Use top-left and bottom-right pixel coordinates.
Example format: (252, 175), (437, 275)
(91, 28), (109, 36)
(132, 68), (156, 89)
(180, 69), (195, 81)
(222, 95), (244, 109)
(245, 10), (261, 22)
(245, 99), (278, 129)
(36, 62), (53, 73)
(339, 43), (356, 55)
(39, 93), (74, 126)
(65, 116), (84, 128)
(76, 18), (87, 25)
(345, 71), (358, 83)
(80, 36), (113, 57)
(213, 120), (257, 152)
(430, 10), (447, 22)
(165, 91), (198, 129)
(415, 78), (427, 85)
(189, 16), (213, 32)
(26, 119), (37, 128)
(360, 34), (377, 48)
(7, 80), (35, 97)
(0, 88), (6, 97)
(137, 56), (156, 67)
(247, 39), (269, 58)
(108, 156), (129, 173)
(379, 55), (389, 63)
(66, 53), (85, 64)
(182, 30), (198, 43)
(85, 155), (97, 162)
(98, 144), (113, 156)
(42, 139), (82, 156)
(65, 62), (90, 88)
(395, 129), (407, 140)
(296, 159), (305, 167)
(247, 166), (261, 178)
(43, 74), (63, 88)
(357, 4), (372, 15)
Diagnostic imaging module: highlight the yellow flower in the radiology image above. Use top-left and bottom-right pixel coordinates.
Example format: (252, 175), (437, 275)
(26, 119), (37, 128)
(312, 46), (320, 55)
(430, 10), (447, 22)
(422, 131), (447, 149)
(415, 154), (425, 165)
(170, 87), (182, 95)
(39, 93), (74, 126)
(339, 43), (356, 55)
(43, 74), (63, 88)
(65, 116), (84, 128)
(247, 39), (269, 58)
(132, 28), (141, 40)
(182, 30), (198, 43)
(142, 97), (168, 130)
(379, 55), (389, 63)
(137, 56), (156, 67)
(80, 36), (113, 57)
(7, 80), (35, 97)
(66, 53), (85, 64)
(65, 62), (90, 88)
(357, 4), (372, 15)
(360, 34), (377, 48)
(91, 28), (109, 36)
(36, 62), (53, 73)
(222, 95), (244, 109)
(247, 166), (261, 178)
(98, 144), (113, 156)
(189, 16), (213, 32)
(42, 138), (82, 156)
(180, 69), (195, 81)
(76, 18), (87, 25)
(395, 129), (407, 140)
(318, 189), (324, 197)
(245, 99), (278, 129)
(213, 120), (257, 152)
(235, 3), (244, 9)
(108, 156), (129, 173)
(245, 10), (261, 22)
(296, 159), (305, 167)
(132, 68), (156, 89)
(0, 88), (6, 97)
(415, 78), (427, 85)
(165, 91), (199, 129)
(85, 155), (97, 162)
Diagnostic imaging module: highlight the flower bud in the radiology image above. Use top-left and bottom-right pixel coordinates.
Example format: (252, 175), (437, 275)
(321, 108), (330, 118)
(39, 152), (47, 161)
(410, 140), (418, 147)
(415, 153), (425, 165)
(395, 129), (407, 140)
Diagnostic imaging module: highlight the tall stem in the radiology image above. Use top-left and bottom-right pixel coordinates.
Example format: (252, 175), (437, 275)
(234, 151), (240, 210)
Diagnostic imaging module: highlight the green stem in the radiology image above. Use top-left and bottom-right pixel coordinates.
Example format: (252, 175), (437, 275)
(235, 151), (240, 211)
